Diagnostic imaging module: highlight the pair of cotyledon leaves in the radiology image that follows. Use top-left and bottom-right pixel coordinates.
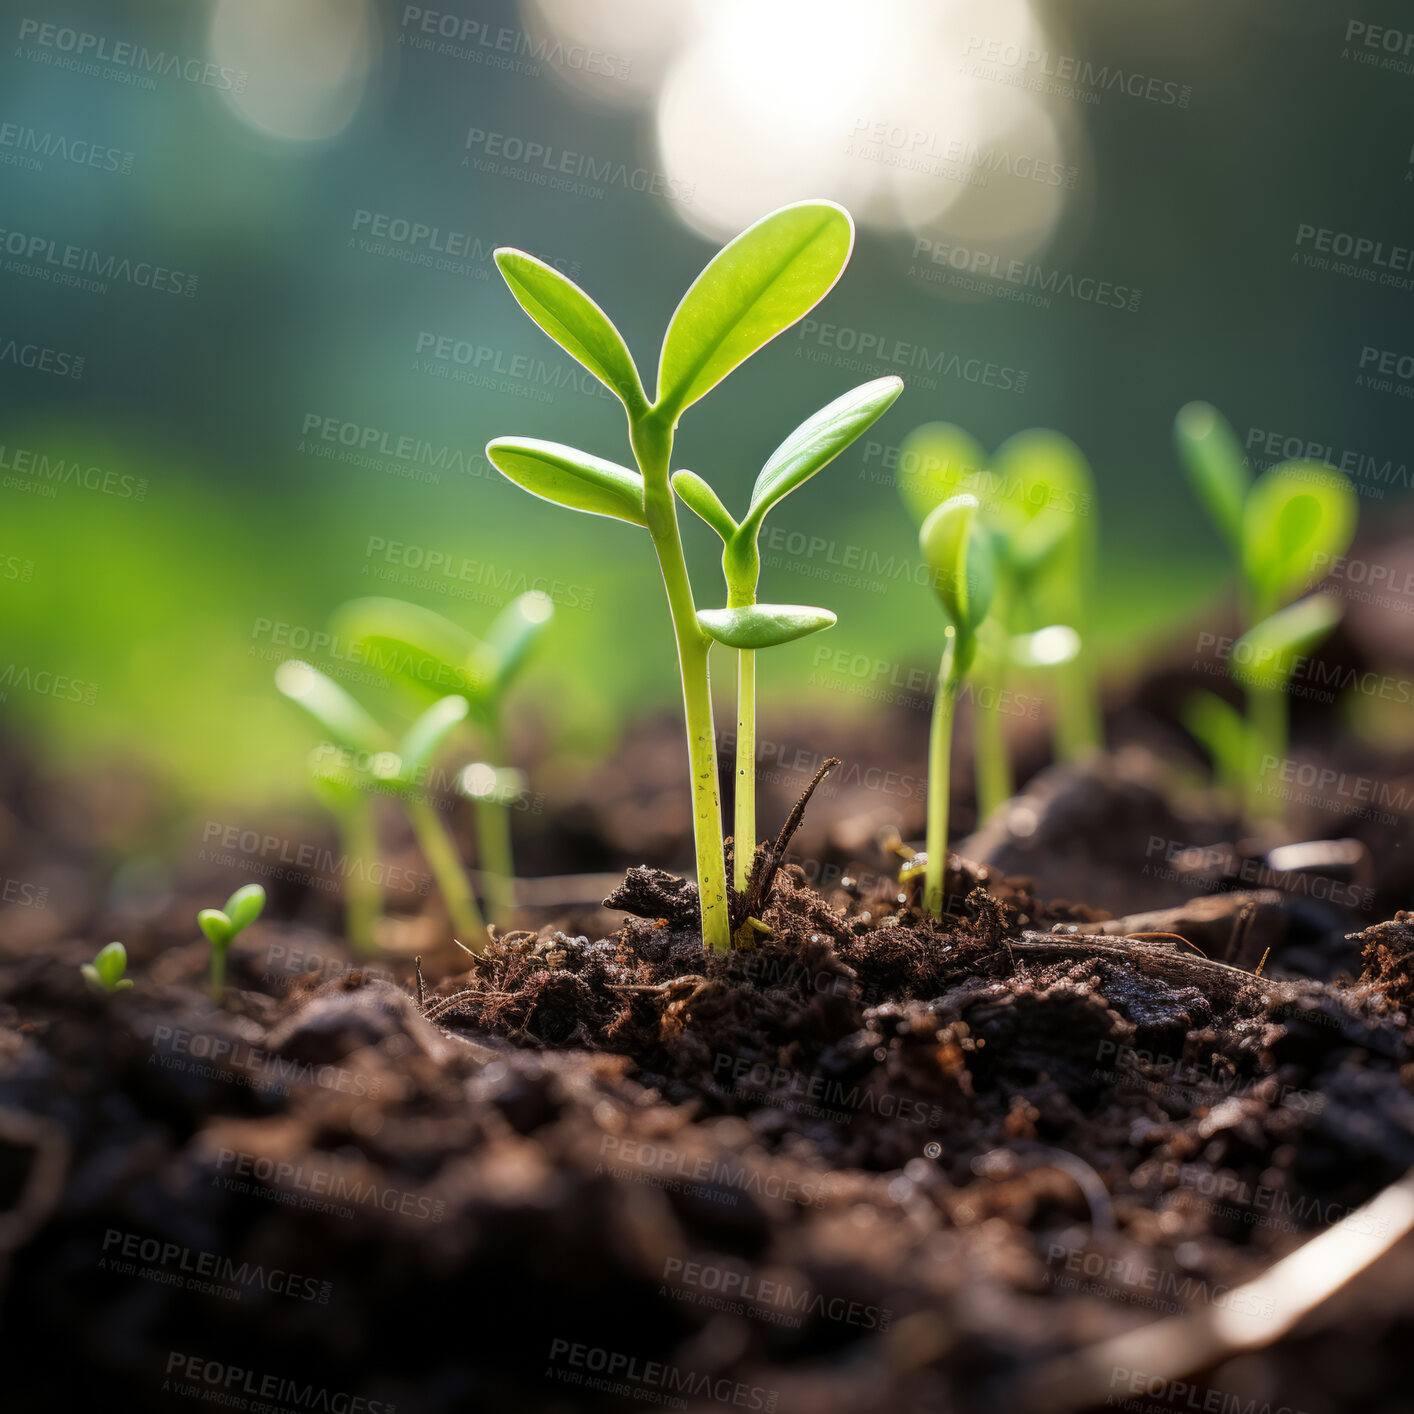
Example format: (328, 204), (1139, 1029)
(197, 884), (266, 951)
(82, 941), (133, 994)
(485, 201), (902, 652)
(276, 659), (472, 802)
(279, 596), (552, 810)
(329, 591), (553, 720)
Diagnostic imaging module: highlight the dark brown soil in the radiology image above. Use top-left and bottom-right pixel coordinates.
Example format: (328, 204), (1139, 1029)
(3, 732), (1414, 1414)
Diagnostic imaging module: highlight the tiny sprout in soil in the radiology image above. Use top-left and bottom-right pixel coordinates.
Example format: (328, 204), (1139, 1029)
(898, 420), (1099, 823)
(329, 590), (553, 929)
(487, 199), (877, 951)
(197, 884), (265, 998)
(1175, 400), (1357, 822)
(81, 941), (132, 994)
(275, 660), (487, 949)
(916, 492), (995, 916)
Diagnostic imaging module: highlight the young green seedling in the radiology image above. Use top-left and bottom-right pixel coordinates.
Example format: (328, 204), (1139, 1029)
(487, 200), (858, 951)
(329, 590), (554, 928)
(899, 422), (1095, 819)
(1175, 402), (1357, 820)
(917, 493), (995, 916)
(198, 884), (265, 999)
(275, 661), (487, 948)
(81, 941), (133, 994)
(673, 375), (903, 888)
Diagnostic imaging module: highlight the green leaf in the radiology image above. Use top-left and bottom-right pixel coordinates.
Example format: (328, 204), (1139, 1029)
(656, 201), (854, 417)
(82, 947), (134, 994)
(671, 470), (738, 543)
(223, 884), (266, 935)
(479, 590), (554, 695)
(1181, 690), (1251, 793)
(331, 597), (487, 704)
(198, 909), (232, 948)
(276, 660), (392, 755)
(920, 494), (995, 634)
(1242, 462), (1357, 616)
(1232, 594), (1343, 692)
(97, 942), (126, 983)
(1175, 401), (1249, 549)
(896, 421), (986, 526)
(697, 603), (837, 650)
(745, 376), (904, 528)
(486, 437), (648, 527)
(397, 695), (470, 784)
(494, 249), (645, 408)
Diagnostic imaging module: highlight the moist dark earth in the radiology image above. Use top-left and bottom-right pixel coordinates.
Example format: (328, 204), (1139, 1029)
(3, 545), (1414, 1413)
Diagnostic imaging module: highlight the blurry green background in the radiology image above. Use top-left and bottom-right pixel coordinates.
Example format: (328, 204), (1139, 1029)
(2, 0), (1408, 815)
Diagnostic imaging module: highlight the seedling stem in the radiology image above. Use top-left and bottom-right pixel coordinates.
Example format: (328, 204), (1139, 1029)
(925, 634), (960, 916)
(633, 411), (732, 951)
(406, 794), (486, 941)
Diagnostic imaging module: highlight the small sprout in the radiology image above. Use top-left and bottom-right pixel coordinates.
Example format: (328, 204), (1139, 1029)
(329, 591), (553, 929)
(674, 375), (903, 887)
(1176, 402), (1357, 820)
(917, 493), (996, 916)
(276, 661), (488, 949)
(81, 941), (133, 994)
(198, 884), (265, 999)
(899, 422), (1099, 819)
(488, 201), (859, 951)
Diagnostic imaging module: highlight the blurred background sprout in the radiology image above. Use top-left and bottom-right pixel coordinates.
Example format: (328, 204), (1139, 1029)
(198, 884), (265, 999)
(275, 660), (486, 947)
(81, 942), (133, 996)
(330, 590), (554, 929)
(1175, 401), (1358, 822)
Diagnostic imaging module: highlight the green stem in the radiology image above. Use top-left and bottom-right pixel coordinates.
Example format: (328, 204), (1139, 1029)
(475, 797), (515, 927)
(925, 636), (959, 918)
(209, 942), (227, 1000)
(974, 578), (1013, 821)
(475, 721), (516, 929)
(973, 669), (1012, 820)
(339, 802), (382, 953)
(406, 795), (486, 945)
(1242, 585), (1284, 826)
(734, 647), (755, 892)
(1247, 682), (1287, 825)
(633, 412), (731, 952)
(1054, 653), (1102, 760)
